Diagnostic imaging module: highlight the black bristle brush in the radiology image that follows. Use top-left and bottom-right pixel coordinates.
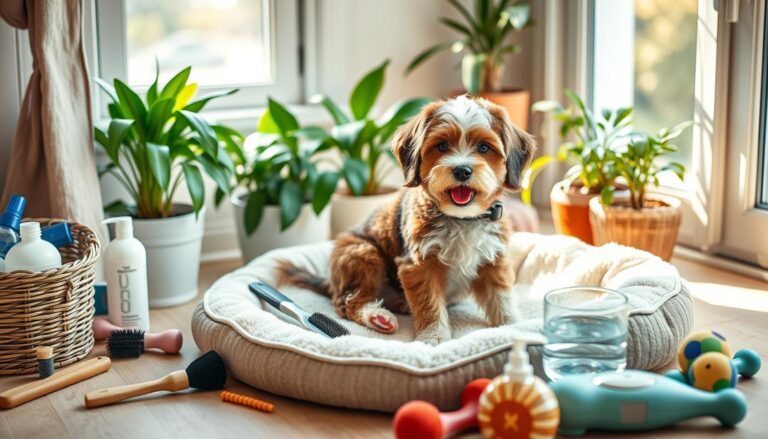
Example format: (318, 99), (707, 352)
(107, 329), (184, 358)
(249, 281), (350, 338)
(84, 350), (226, 408)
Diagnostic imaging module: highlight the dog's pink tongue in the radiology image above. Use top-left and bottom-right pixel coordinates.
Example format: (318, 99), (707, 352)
(450, 186), (473, 205)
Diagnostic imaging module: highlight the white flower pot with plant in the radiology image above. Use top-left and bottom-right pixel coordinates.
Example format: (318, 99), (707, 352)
(406, 0), (532, 129)
(309, 60), (430, 236)
(590, 121), (692, 260)
(522, 91), (632, 244)
(227, 98), (334, 263)
(95, 66), (238, 307)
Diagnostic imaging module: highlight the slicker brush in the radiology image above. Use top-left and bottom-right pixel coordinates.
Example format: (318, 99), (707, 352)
(220, 390), (275, 413)
(36, 346), (54, 379)
(84, 350), (227, 408)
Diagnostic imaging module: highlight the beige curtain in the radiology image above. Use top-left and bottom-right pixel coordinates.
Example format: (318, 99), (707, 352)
(0, 0), (103, 239)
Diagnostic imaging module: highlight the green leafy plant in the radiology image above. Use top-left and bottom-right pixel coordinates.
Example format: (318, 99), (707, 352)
(406, 0), (531, 93)
(310, 60), (431, 195)
(603, 122), (692, 209)
(226, 98), (338, 234)
(95, 65), (239, 219)
(521, 91), (631, 204)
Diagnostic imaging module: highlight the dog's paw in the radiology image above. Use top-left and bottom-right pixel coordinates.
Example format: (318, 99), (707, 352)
(358, 301), (399, 334)
(416, 323), (451, 345)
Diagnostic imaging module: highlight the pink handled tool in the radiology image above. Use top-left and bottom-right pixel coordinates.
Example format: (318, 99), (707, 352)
(93, 317), (183, 355)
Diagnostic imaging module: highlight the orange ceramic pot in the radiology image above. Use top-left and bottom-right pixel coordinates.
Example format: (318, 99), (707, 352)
(550, 180), (598, 245)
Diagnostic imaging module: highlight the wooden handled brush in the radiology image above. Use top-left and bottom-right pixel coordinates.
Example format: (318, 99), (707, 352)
(84, 350), (226, 408)
(0, 356), (112, 410)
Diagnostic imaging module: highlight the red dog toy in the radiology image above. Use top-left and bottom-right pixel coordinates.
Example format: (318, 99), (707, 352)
(393, 378), (491, 439)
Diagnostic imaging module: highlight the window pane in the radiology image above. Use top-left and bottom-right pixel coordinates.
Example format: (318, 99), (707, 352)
(125, 0), (271, 88)
(633, 0), (698, 165)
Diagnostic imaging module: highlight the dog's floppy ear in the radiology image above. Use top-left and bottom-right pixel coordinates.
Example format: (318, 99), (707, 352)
(488, 105), (537, 190)
(391, 102), (439, 187)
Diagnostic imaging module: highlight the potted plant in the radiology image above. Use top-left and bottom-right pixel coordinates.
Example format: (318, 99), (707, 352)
(225, 98), (336, 262)
(406, 0), (532, 129)
(589, 122), (692, 260)
(310, 60), (431, 236)
(95, 66), (238, 307)
(524, 91), (630, 244)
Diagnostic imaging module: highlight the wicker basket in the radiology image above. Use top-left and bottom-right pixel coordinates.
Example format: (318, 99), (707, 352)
(0, 219), (100, 375)
(589, 194), (682, 261)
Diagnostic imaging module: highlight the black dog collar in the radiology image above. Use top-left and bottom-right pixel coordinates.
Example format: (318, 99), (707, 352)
(453, 201), (504, 222)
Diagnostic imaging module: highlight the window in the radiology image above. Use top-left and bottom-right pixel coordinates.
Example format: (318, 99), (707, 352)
(759, 2), (768, 210)
(94, 0), (302, 112)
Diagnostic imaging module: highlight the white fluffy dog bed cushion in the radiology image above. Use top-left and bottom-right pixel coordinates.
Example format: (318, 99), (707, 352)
(192, 233), (693, 412)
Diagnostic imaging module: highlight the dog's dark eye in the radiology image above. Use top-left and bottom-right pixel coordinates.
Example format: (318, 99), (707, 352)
(477, 143), (490, 154)
(437, 142), (450, 153)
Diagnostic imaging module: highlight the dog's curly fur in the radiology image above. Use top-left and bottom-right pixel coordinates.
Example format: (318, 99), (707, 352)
(277, 96), (536, 344)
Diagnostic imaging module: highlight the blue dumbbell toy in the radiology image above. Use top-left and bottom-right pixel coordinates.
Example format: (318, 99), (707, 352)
(549, 370), (747, 436)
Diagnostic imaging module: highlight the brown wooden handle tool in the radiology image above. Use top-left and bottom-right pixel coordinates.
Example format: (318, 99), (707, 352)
(0, 356), (112, 409)
(84, 370), (189, 408)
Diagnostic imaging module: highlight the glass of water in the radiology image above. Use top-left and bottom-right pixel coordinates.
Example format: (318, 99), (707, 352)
(542, 287), (628, 381)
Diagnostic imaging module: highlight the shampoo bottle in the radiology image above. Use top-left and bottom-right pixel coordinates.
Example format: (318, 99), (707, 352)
(477, 339), (560, 439)
(4, 221), (62, 273)
(103, 217), (150, 331)
(0, 195), (25, 271)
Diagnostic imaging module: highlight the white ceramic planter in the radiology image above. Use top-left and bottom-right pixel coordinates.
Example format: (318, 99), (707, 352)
(132, 205), (205, 308)
(232, 194), (331, 263)
(330, 189), (399, 237)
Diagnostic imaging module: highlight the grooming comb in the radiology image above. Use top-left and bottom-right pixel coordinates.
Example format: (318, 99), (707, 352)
(248, 281), (350, 338)
(84, 350), (226, 408)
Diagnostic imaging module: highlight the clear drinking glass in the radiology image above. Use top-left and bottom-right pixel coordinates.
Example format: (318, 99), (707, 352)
(542, 287), (628, 381)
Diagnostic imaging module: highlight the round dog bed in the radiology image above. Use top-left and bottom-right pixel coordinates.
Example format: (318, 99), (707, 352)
(191, 232), (693, 412)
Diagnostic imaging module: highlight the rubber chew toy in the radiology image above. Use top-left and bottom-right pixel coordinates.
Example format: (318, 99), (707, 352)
(36, 346), (54, 378)
(107, 329), (184, 358)
(0, 357), (112, 409)
(550, 370), (747, 435)
(220, 390), (275, 413)
(93, 317), (183, 355)
(84, 350), (226, 408)
(393, 378), (490, 439)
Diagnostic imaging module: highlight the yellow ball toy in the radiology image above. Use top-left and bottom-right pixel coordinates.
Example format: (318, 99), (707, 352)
(688, 352), (738, 392)
(678, 330), (732, 373)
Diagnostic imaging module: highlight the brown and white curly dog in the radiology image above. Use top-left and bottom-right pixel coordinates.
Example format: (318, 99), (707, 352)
(277, 95), (536, 344)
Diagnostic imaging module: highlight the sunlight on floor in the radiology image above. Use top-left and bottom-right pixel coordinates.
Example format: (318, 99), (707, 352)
(685, 281), (768, 312)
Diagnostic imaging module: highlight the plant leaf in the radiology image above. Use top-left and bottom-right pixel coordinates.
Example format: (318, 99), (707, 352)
(350, 60), (390, 120)
(146, 58), (160, 105)
(267, 97), (300, 134)
(105, 119), (134, 164)
(520, 155), (556, 205)
(145, 98), (175, 140)
(244, 191), (267, 235)
(279, 180), (303, 230)
(405, 42), (453, 74)
(257, 108), (280, 134)
(178, 110), (219, 158)
(184, 88), (238, 113)
(181, 162), (205, 215)
(531, 100), (564, 113)
(114, 79), (147, 135)
(376, 97), (431, 142)
(505, 2), (531, 30)
(146, 143), (171, 190)
(342, 158), (369, 196)
(196, 153), (231, 194)
(94, 77), (119, 103)
(310, 94), (350, 125)
(312, 171), (339, 214)
(439, 17), (473, 37)
(601, 186), (614, 205)
(103, 199), (134, 217)
(159, 66), (191, 101)
(174, 83), (198, 112)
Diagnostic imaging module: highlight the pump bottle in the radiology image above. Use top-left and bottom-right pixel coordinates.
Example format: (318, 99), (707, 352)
(103, 217), (150, 331)
(477, 339), (561, 438)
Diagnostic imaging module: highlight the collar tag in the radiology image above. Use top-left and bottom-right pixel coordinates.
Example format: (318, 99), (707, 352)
(489, 202), (504, 221)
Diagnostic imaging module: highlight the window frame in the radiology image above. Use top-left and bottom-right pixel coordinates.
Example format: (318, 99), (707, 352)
(92, 0), (302, 116)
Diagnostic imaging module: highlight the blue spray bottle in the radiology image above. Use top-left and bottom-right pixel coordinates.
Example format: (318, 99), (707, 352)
(0, 195), (25, 271)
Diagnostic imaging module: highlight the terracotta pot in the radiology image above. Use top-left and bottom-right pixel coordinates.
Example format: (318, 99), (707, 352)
(550, 180), (598, 244)
(330, 188), (399, 237)
(589, 194), (682, 261)
(450, 88), (531, 131)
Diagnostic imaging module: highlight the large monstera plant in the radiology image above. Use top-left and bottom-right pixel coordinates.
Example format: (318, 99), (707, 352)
(310, 60), (431, 195)
(95, 65), (240, 219)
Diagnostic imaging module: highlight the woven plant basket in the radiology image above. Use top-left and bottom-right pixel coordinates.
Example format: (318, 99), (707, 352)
(589, 194), (682, 261)
(0, 219), (100, 375)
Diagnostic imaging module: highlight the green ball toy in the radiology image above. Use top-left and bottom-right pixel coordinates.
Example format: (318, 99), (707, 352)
(688, 352), (737, 392)
(678, 330), (732, 373)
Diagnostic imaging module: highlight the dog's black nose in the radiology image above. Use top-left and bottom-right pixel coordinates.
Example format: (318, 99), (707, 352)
(453, 166), (472, 182)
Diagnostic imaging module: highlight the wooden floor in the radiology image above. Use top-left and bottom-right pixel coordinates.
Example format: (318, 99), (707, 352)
(1, 255), (766, 438)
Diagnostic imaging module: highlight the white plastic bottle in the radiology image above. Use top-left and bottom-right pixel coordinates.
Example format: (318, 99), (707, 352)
(103, 217), (150, 331)
(4, 222), (62, 272)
